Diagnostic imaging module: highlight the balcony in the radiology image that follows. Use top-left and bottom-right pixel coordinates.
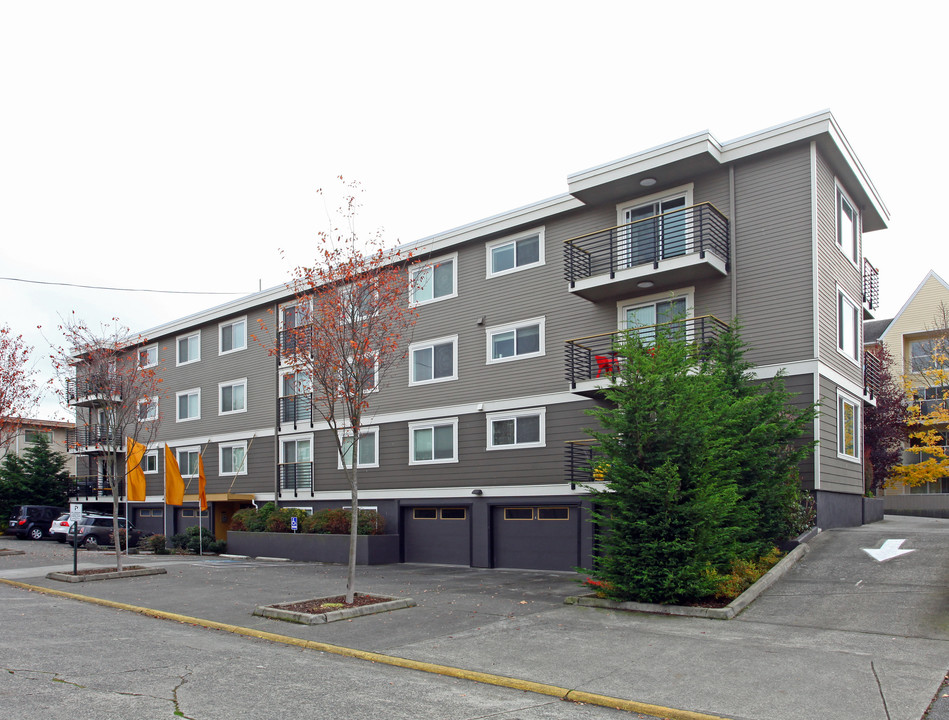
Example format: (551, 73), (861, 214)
(65, 425), (123, 453)
(864, 350), (883, 402)
(279, 393), (314, 428)
(564, 203), (729, 302)
(903, 447), (949, 465)
(565, 315), (729, 394)
(564, 440), (595, 489)
(279, 462), (313, 497)
(67, 475), (115, 500)
(863, 258), (880, 319)
(278, 326), (313, 357)
(66, 375), (120, 407)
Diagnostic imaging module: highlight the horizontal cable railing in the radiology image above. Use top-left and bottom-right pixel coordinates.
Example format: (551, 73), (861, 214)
(864, 350), (883, 400)
(863, 258), (880, 311)
(565, 315), (729, 387)
(279, 462), (313, 497)
(564, 202), (730, 285)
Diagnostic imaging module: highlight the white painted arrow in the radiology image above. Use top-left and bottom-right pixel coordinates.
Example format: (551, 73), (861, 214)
(863, 539), (916, 562)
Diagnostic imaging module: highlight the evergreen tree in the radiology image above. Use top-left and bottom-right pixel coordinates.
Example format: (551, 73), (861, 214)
(0, 434), (70, 521)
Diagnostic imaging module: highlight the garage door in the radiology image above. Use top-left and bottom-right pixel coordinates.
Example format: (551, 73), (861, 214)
(492, 505), (579, 571)
(403, 506), (471, 565)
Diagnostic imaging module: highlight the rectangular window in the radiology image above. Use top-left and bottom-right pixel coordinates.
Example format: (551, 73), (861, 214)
(411, 254), (457, 305)
(177, 447), (200, 478)
(486, 229), (544, 278)
(440, 507), (466, 520)
(219, 379), (247, 415)
(220, 318), (247, 354)
(143, 450), (158, 474)
(621, 295), (689, 344)
(504, 507), (533, 520)
(410, 336), (457, 385)
(139, 345), (158, 368)
(139, 508), (162, 517)
(486, 317), (545, 363)
(339, 428), (379, 469)
(176, 389), (200, 422)
(837, 187), (858, 263)
(837, 289), (859, 362)
(181, 509), (209, 518)
(138, 396), (158, 422)
(620, 193), (689, 266)
(409, 418), (458, 464)
(486, 408), (545, 449)
(220, 441), (247, 476)
(177, 332), (200, 366)
(538, 506), (569, 520)
(413, 507), (437, 520)
(837, 392), (860, 461)
(910, 338), (948, 373)
(25, 429), (52, 443)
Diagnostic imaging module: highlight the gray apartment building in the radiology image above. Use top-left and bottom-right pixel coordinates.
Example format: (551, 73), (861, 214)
(66, 111), (887, 571)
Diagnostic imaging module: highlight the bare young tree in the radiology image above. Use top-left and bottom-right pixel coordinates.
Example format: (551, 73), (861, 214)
(0, 323), (42, 450)
(51, 315), (165, 571)
(275, 181), (419, 603)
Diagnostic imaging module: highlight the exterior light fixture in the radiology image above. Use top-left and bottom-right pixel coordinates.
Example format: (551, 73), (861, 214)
(472, 489), (483, 496)
(637, 281), (655, 289)
(640, 177), (657, 187)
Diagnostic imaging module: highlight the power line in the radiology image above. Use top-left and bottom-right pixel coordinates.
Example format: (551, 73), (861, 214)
(0, 276), (248, 296)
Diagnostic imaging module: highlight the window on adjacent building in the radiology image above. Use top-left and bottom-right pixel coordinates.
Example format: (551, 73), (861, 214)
(486, 229), (544, 278)
(143, 450), (158, 474)
(838, 289), (860, 363)
(411, 255), (457, 305)
(220, 441), (247, 476)
(220, 318), (247, 354)
(219, 379), (247, 415)
(25, 429), (52, 444)
(486, 318), (544, 363)
(339, 428), (379, 469)
(837, 187), (858, 264)
(837, 392), (860, 461)
(176, 389), (200, 422)
(409, 418), (458, 464)
(139, 345), (158, 368)
(410, 336), (457, 385)
(909, 338), (948, 373)
(486, 408), (545, 449)
(138, 396), (158, 422)
(177, 447), (200, 477)
(177, 332), (200, 366)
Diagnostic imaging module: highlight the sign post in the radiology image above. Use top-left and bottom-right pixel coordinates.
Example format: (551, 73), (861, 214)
(291, 516), (298, 534)
(69, 503), (82, 575)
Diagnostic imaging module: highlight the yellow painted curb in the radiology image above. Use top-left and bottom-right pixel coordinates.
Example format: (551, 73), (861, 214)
(0, 578), (732, 720)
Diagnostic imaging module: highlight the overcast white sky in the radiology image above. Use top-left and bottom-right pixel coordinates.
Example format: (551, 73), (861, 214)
(1, 1), (945, 420)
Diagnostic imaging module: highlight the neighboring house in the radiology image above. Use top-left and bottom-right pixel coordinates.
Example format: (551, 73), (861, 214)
(0, 418), (77, 476)
(66, 111), (888, 570)
(867, 270), (949, 517)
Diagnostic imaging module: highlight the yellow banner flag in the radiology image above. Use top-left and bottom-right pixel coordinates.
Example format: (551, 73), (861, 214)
(164, 444), (185, 506)
(198, 454), (207, 512)
(126, 437), (147, 502)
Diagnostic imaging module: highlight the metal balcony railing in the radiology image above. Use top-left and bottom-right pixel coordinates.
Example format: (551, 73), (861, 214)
(278, 326), (313, 356)
(67, 475), (116, 500)
(66, 374), (121, 405)
(863, 258), (880, 312)
(279, 394), (314, 426)
(564, 440), (595, 488)
(279, 462), (313, 496)
(565, 315), (729, 387)
(864, 351), (883, 400)
(903, 446), (949, 465)
(564, 202), (729, 285)
(65, 425), (123, 451)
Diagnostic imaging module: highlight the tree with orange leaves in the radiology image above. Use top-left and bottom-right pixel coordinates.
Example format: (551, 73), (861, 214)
(50, 316), (165, 571)
(0, 324), (41, 451)
(277, 180), (419, 603)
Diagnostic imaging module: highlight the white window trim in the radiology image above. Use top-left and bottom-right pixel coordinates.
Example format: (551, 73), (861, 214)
(410, 253), (458, 306)
(338, 426), (380, 470)
(615, 183), (694, 226)
(409, 417), (459, 465)
(176, 331), (201, 367)
(219, 440), (248, 477)
(175, 388), (201, 423)
(143, 449), (158, 475)
(836, 390), (861, 463)
(835, 181), (860, 268)
(485, 316), (546, 364)
(280, 433), (314, 463)
(219, 378), (248, 416)
(175, 445), (200, 478)
(486, 407), (546, 450)
(219, 316), (248, 356)
(139, 344), (158, 369)
(616, 287), (695, 329)
(836, 286), (861, 367)
(485, 227), (545, 279)
(138, 396), (159, 422)
(409, 334), (458, 386)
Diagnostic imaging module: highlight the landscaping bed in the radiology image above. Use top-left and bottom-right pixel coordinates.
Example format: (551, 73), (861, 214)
(254, 592), (415, 624)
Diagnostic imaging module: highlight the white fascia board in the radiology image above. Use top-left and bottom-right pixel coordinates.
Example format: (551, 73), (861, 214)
(288, 482), (603, 502)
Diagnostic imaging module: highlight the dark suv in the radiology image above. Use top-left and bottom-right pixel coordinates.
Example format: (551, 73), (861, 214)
(8, 505), (66, 540)
(67, 515), (143, 549)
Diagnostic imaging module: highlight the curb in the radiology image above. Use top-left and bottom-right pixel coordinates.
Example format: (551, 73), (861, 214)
(0, 577), (730, 720)
(566, 542), (811, 620)
(47, 567), (168, 583)
(255, 594), (416, 624)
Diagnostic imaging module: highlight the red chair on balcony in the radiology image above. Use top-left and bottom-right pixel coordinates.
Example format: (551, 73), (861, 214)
(595, 353), (620, 378)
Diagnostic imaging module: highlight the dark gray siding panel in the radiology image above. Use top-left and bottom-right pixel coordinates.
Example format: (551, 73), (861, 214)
(817, 374), (863, 495)
(733, 145), (814, 366)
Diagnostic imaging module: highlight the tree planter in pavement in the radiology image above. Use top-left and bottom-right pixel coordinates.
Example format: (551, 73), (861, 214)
(47, 567), (167, 583)
(226, 531), (399, 564)
(254, 593), (416, 624)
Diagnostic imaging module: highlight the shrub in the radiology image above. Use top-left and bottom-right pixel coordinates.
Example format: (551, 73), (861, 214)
(170, 532), (189, 551)
(183, 525), (216, 553)
(300, 508), (384, 535)
(207, 539), (227, 554)
(265, 507), (307, 533)
(230, 509), (255, 532)
(706, 547), (784, 600)
(143, 534), (168, 554)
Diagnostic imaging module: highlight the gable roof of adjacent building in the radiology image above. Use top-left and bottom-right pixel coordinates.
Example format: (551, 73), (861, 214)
(878, 270), (949, 343)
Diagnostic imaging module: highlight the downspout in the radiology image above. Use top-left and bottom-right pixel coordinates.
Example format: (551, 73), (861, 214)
(729, 165), (737, 321)
(274, 301), (280, 508)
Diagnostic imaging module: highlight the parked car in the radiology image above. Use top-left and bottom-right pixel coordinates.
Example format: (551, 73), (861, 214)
(67, 515), (142, 548)
(49, 513), (73, 542)
(8, 505), (66, 540)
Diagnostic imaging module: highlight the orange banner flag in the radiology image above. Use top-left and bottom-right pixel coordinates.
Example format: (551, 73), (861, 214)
(198, 454), (207, 512)
(126, 437), (147, 502)
(164, 444), (184, 506)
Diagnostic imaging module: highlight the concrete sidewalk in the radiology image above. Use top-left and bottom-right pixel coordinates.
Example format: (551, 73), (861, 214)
(3, 514), (948, 720)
